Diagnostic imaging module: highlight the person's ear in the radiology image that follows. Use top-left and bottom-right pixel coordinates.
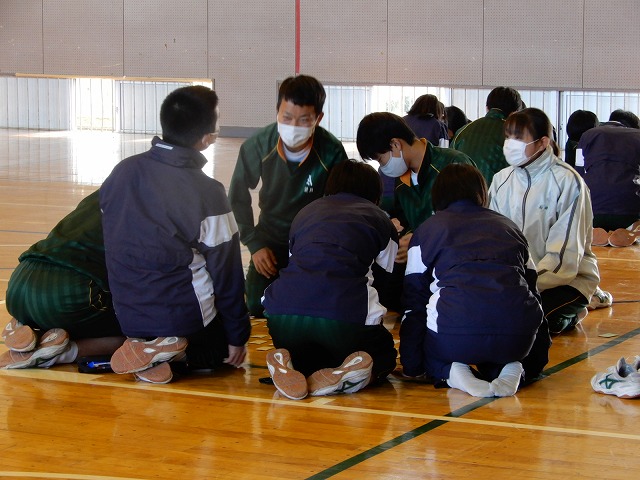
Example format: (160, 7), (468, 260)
(389, 138), (402, 152)
(197, 133), (212, 151)
(315, 112), (324, 125)
(540, 136), (550, 149)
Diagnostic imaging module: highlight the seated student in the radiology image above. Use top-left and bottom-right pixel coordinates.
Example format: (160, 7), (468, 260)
(564, 109), (598, 173)
(1, 191), (126, 369)
(444, 105), (471, 142)
(100, 86), (250, 384)
(400, 163), (549, 398)
(377, 94), (450, 218)
(262, 159), (399, 400)
(356, 112), (474, 313)
(489, 108), (601, 334)
(451, 86), (522, 185)
(579, 109), (640, 247)
(403, 94), (449, 147)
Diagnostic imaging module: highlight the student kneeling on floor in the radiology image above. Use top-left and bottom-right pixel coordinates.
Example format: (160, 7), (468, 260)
(400, 163), (551, 397)
(262, 159), (399, 400)
(100, 86), (250, 384)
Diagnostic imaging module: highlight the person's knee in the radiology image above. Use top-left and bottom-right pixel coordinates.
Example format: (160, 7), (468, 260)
(547, 315), (574, 334)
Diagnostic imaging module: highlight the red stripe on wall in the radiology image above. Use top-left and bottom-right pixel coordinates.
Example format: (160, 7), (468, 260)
(295, 0), (301, 74)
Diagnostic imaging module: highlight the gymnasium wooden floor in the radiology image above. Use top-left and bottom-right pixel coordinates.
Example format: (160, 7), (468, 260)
(0, 128), (639, 479)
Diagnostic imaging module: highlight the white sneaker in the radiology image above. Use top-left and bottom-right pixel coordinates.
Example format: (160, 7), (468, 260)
(591, 356), (640, 399)
(588, 286), (613, 310)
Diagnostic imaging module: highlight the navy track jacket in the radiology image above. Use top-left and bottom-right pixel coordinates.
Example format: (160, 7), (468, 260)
(100, 137), (250, 344)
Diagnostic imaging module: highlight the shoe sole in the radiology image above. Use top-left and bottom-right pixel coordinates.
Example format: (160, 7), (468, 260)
(135, 362), (173, 384)
(266, 349), (307, 400)
(2, 320), (37, 352)
(608, 228), (640, 248)
(591, 228), (610, 247)
(4, 329), (69, 369)
(308, 352), (373, 396)
(111, 337), (188, 374)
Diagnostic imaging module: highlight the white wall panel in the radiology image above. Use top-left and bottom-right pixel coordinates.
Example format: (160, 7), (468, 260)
(300, 0), (387, 84)
(0, 0), (43, 74)
(584, 0), (640, 89)
(0, 77), (71, 129)
(388, 0), (483, 86)
(119, 81), (191, 134)
(209, 0), (294, 128)
(43, 0), (123, 76)
(483, 0), (583, 88)
(124, 0), (208, 78)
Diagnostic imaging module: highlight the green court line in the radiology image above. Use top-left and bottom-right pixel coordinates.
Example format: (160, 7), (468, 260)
(306, 326), (640, 480)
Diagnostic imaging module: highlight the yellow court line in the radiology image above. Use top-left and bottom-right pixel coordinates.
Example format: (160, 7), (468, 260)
(2, 368), (639, 442)
(0, 473), (144, 479)
(0, 202), (75, 208)
(596, 256), (640, 263)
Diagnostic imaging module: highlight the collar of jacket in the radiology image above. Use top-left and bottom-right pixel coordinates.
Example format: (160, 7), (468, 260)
(150, 136), (207, 169)
(516, 145), (554, 180)
(486, 108), (507, 120)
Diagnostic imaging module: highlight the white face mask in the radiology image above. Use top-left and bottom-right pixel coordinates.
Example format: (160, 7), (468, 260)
(379, 150), (408, 177)
(278, 122), (315, 149)
(503, 138), (540, 167)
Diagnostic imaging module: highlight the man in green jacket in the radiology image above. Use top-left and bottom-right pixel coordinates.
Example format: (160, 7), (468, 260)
(451, 86), (522, 185)
(228, 75), (347, 317)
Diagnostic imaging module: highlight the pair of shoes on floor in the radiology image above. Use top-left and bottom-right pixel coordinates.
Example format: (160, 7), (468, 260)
(592, 221), (640, 247)
(0, 320), (69, 369)
(588, 286), (613, 310)
(265, 349), (373, 400)
(110, 336), (188, 384)
(591, 356), (640, 399)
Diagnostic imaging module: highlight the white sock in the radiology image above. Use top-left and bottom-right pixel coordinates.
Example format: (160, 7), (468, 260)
(39, 341), (79, 367)
(490, 361), (524, 397)
(447, 362), (493, 397)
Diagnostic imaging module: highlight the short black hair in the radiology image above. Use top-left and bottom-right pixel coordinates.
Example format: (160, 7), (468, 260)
(566, 110), (599, 141)
(609, 109), (640, 129)
(444, 105), (470, 137)
(431, 163), (488, 211)
(356, 112), (417, 161)
(324, 159), (383, 205)
(277, 75), (326, 115)
(486, 87), (522, 116)
(160, 86), (219, 148)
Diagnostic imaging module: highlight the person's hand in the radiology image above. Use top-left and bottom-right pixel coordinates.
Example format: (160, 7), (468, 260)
(395, 232), (413, 264)
(224, 345), (247, 368)
(391, 217), (404, 233)
(252, 247), (278, 278)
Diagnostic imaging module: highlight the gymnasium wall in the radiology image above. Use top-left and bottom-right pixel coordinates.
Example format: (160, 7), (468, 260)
(0, 0), (639, 129)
